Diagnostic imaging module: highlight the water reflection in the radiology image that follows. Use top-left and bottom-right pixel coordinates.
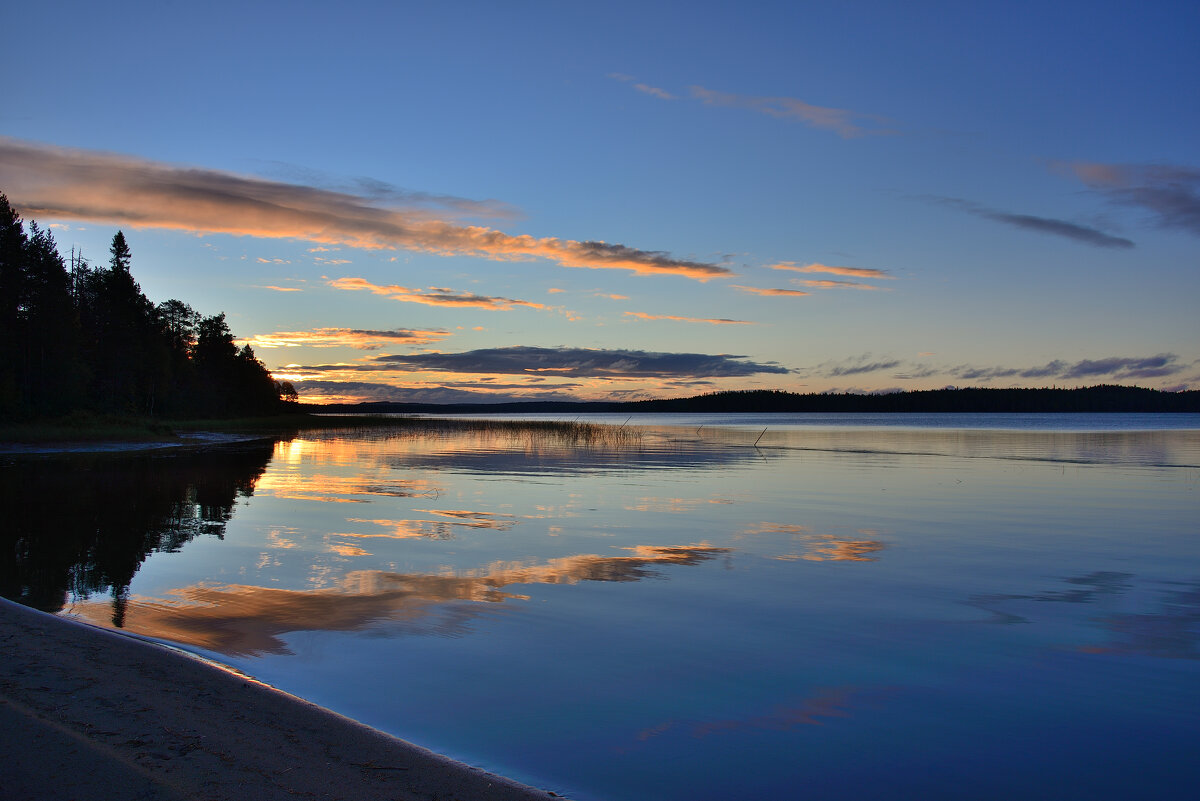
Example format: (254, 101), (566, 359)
(625, 496), (737, 513)
(754, 426), (1200, 467)
(967, 572), (1200, 660)
(0, 443), (274, 619)
(970, 572), (1137, 624)
(3, 419), (1197, 801)
(638, 685), (883, 743)
(1085, 583), (1200, 660)
(69, 545), (729, 656)
(337, 510), (520, 544)
(741, 523), (887, 562)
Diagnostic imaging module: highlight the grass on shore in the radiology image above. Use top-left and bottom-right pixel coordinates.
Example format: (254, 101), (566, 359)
(0, 411), (638, 448)
(0, 412), (181, 443)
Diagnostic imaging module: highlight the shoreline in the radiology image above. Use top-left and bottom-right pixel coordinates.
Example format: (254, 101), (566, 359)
(0, 597), (566, 800)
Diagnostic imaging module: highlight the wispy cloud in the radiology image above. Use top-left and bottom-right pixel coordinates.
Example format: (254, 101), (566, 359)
(240, 327), (449, 350)
(0, 138), (735, 281)
(733, 285), (810, 297)
(934, 196), (1135, 249)
(608, 76), (887, 138)
(1069, 162), (1200, 237)
(825, 358), (903, 377)
(634, 83), (675, 100)
(258, 285), (303, 293)
(953, 353), (1186, 382)
(688, 85), (888, 138)
(624, 311), (752, 325)
(768, 262), (894, 279)
(869, 352), (1190, 385)
(800, 354), (903, 378)
(367, 346), (790, 378)
(255, 163), (521, 221)
(328, 276), (547, 310)
(792, 279), (884, 290)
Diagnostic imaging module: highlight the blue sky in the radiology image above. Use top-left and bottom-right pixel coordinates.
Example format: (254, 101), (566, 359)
(2, 0), (1197, 402)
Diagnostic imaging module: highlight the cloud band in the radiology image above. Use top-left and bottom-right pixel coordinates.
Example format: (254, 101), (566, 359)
(0, 138), (733, 280)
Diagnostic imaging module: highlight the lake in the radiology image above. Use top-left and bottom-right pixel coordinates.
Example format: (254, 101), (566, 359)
(3, 413), (1199, 800)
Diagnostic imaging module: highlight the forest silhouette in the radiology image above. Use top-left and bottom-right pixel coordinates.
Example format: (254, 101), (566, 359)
(0, 193), (294, 420)
(319, 385), (1200, 415)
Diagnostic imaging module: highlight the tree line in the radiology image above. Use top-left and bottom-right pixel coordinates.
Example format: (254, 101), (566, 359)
(623, 386), (1200, 413)
(0, 193), (296, 420)
(325, 385), (1200, 415)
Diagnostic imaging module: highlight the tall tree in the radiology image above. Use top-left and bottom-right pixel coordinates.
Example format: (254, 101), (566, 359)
(109, 230), (132, 273)
(157, 299), (200, 356)
(0, 194), (28, 413)
(21, 223), (83, 413)
(79, 232), (164, 413)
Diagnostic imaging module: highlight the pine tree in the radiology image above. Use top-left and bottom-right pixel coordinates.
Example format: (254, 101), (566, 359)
(109, 230), (132, 273)
(22, 223), (83, 413)
(0, 194), (28, 413)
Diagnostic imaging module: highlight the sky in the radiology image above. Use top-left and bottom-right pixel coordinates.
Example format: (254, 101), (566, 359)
(1, 0), (1197, 403)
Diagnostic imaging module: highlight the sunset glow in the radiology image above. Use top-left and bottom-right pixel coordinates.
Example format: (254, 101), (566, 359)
(1, 2), (1195, 404)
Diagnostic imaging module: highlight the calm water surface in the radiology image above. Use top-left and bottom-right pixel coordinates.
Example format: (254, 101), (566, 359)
(3, 414), (1199, 800)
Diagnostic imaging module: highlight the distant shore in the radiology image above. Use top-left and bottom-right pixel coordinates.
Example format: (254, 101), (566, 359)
(304, 385), (1200, 415)
(0, 597), (565, 801)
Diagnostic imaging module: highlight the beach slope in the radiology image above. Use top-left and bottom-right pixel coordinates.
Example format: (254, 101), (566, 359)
(0, 597), (563, 800)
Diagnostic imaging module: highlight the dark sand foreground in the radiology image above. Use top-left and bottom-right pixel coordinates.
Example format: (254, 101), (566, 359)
(0, 597), (565, 800)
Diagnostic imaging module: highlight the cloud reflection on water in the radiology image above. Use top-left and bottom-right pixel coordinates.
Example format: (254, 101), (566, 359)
(256, 471), (441, 503)
(969, 574), (1200, 659)
(70, 545), (729, 656)
(624, 496), (737, 513)
(1084, 583), (1200, 660)
(630, 685), (891, 751)
(335, 510), (519, 543)
(741, 523), (887, 562)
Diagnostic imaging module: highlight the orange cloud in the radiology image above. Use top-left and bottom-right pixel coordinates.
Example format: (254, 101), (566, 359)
(624, 311), (752, 325)
(769, 262), (894, 279)
(733, 285), (810, 297)
(1, 138), (733, 281)
(793, 279), (884, 290)
(240, 327), (449, 350)
(328, 276), (547, 310)
(258, 285), (302, 292)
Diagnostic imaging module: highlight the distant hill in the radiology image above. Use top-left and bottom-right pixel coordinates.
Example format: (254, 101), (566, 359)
(305, 385), (1200, 415)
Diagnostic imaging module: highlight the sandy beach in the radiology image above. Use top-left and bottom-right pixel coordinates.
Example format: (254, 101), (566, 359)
(0, 597), (565, 800)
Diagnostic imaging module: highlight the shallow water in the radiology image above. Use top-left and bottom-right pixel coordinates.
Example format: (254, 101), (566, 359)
(4, 414), (1199, 800)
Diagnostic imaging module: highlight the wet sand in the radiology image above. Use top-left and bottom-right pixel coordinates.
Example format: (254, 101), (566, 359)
(0, 597), (565, 800)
